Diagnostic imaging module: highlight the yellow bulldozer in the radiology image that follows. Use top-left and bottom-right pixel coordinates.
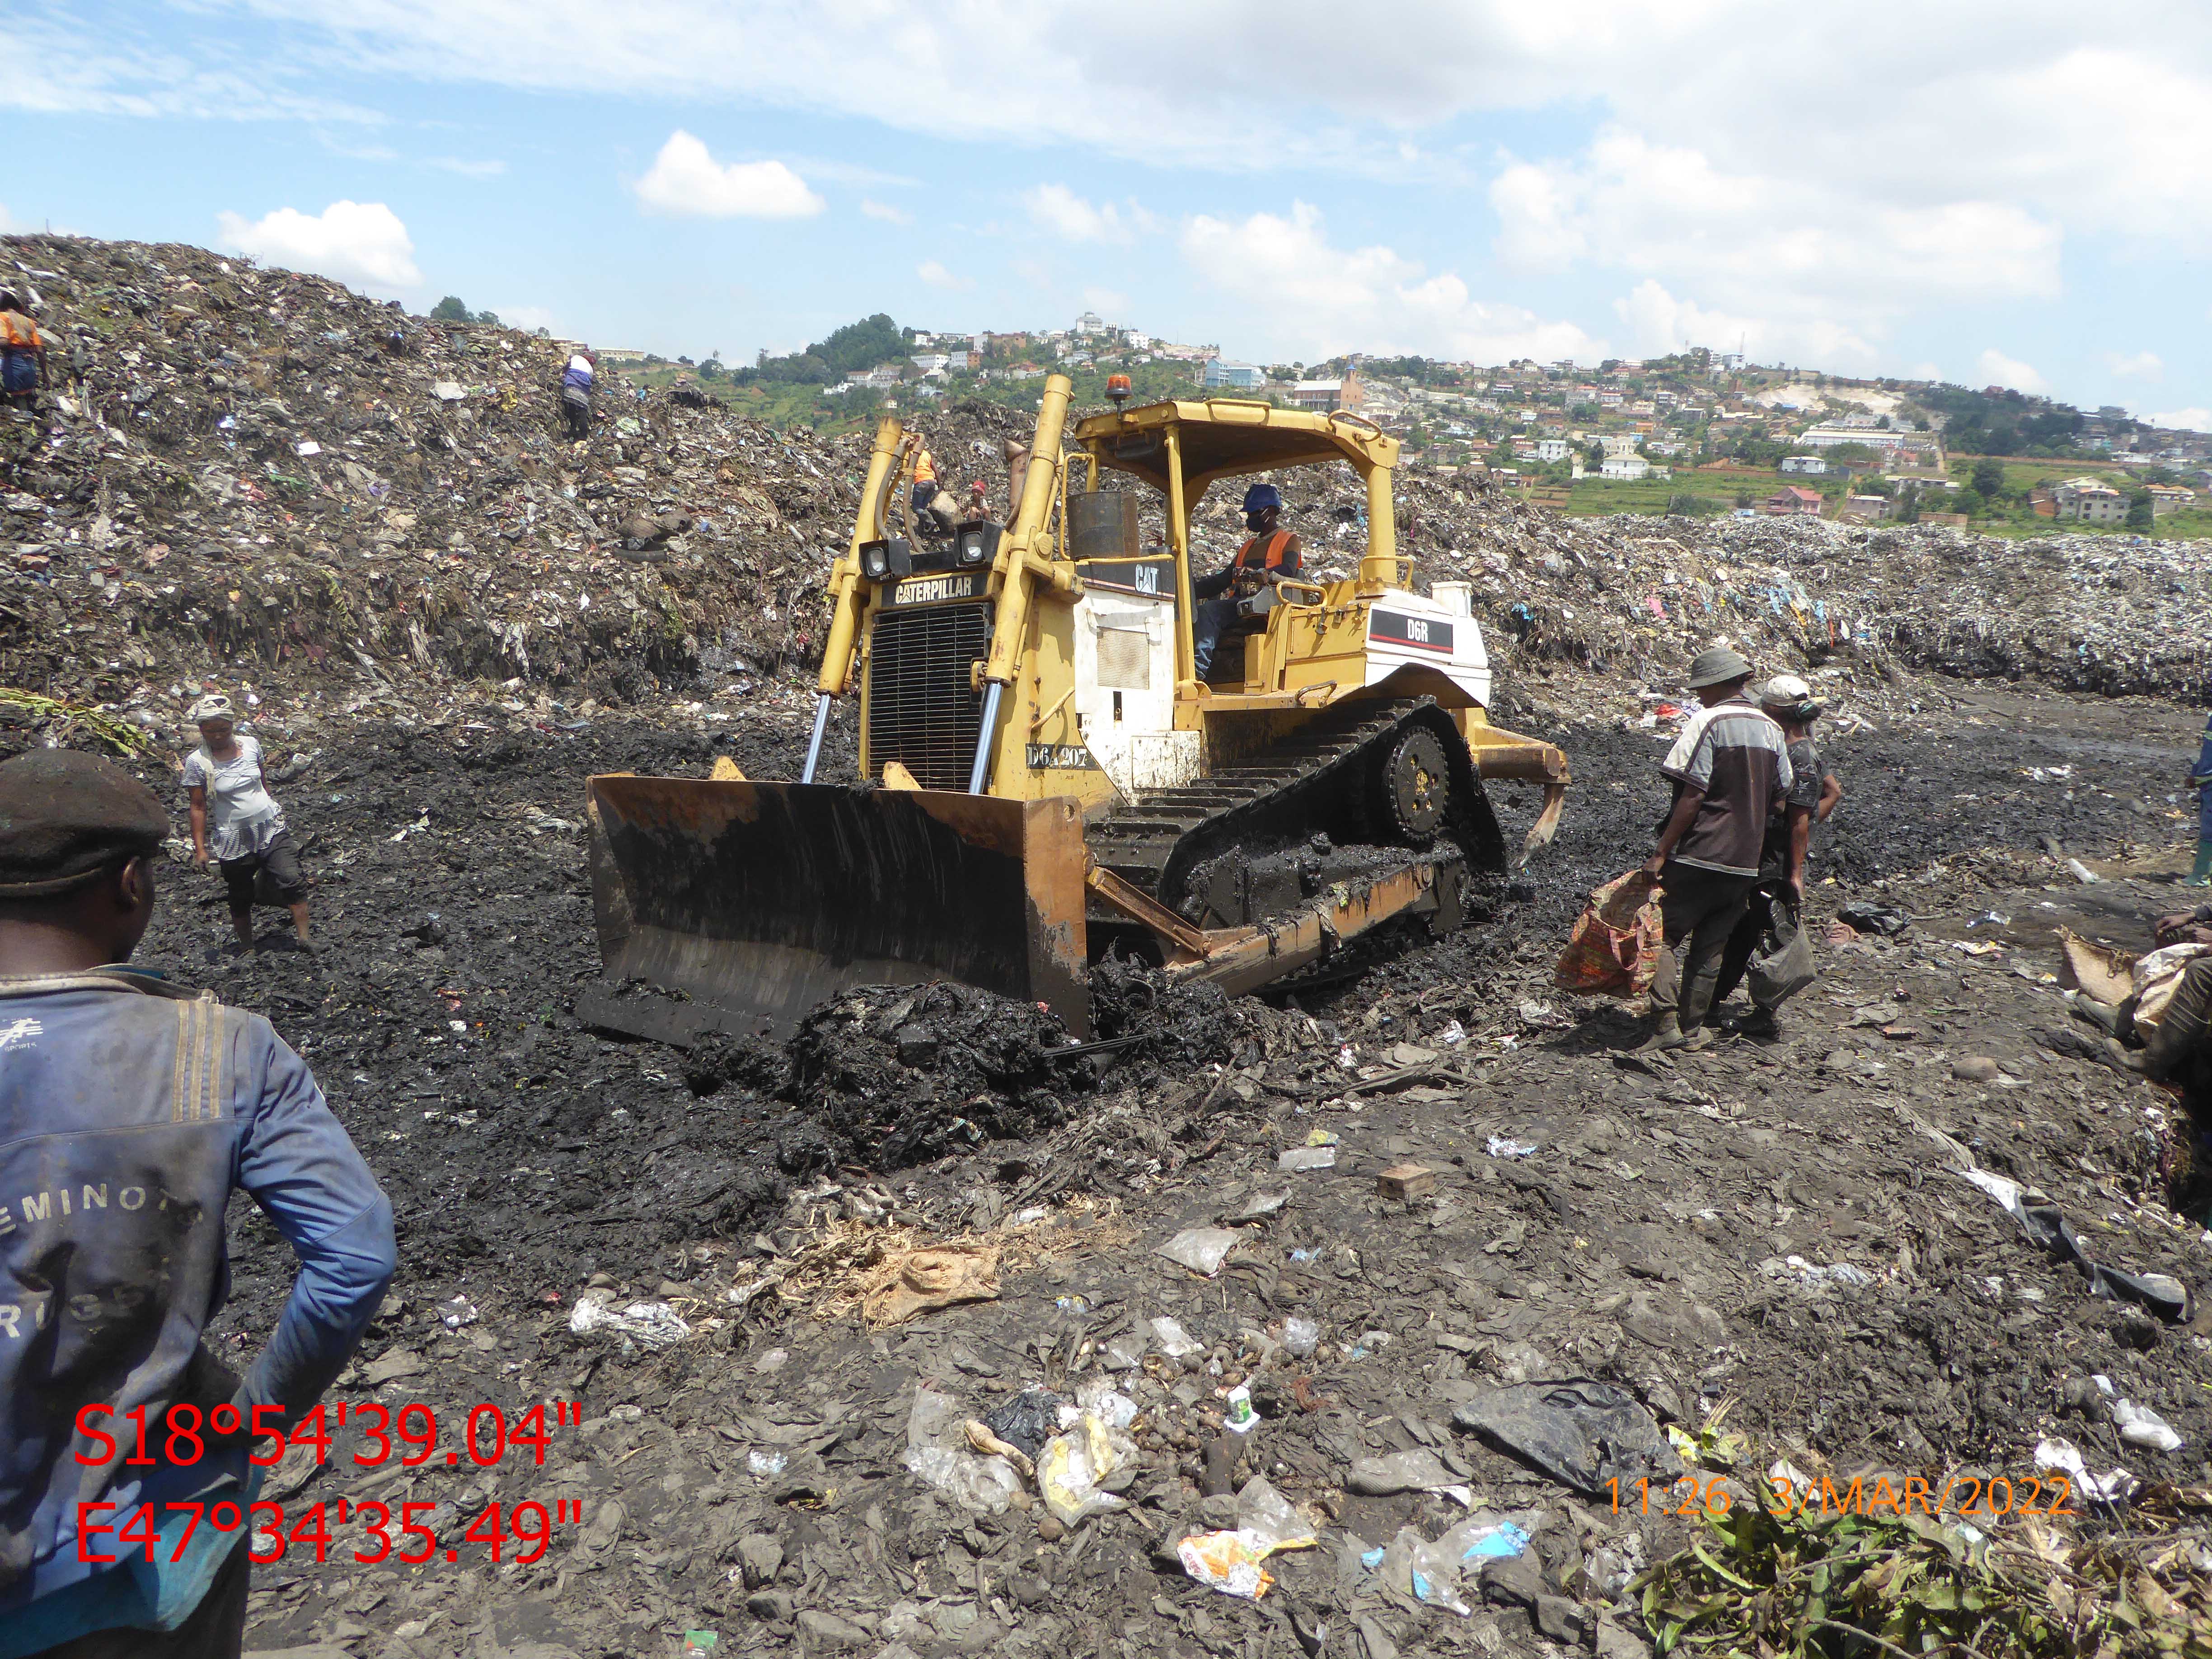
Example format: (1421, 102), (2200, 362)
(581, 375), (1569, 1044)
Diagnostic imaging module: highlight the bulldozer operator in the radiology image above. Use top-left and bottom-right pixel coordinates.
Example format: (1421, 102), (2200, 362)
(1192, 483), (1302, 680)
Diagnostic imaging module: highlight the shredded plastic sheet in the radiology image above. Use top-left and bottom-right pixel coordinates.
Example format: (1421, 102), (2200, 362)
(567, 1294), (691, 1350)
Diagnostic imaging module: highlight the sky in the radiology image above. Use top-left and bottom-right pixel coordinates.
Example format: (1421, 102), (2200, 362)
(9, 2), (2211, 428)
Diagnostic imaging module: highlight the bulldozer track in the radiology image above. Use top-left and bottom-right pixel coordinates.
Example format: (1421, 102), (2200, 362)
(1087, 697), (1505, 913)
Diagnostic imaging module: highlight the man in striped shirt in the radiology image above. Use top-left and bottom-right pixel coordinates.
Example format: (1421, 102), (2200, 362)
(1636, 647), (1793, 1053)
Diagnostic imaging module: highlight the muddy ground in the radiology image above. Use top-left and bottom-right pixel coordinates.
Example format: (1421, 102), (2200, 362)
(89, 677), (2212, 1657)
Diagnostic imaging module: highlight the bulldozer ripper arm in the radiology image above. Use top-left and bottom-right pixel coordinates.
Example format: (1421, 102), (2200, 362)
(1086, 853), (1462, 997)
(1462, 723), (1571, 862)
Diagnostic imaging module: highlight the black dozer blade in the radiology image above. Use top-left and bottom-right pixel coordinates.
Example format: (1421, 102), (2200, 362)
(578, 778), (1092, 1045)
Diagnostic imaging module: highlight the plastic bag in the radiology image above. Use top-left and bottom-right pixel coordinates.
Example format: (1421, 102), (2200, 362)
(1554, 871), (1664, 998)
(902, 1384), (1022, 1514)
(1038, 1409), (1134, 1527)
(1748, 897), (1817, 1007)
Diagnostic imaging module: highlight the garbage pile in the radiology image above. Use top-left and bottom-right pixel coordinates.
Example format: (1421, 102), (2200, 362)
(1382, 468), (2212, 704)
(0, 233), (878, 722)
(9, 232), (2207, 745)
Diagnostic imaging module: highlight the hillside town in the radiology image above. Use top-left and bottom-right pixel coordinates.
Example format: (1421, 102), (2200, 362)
(605, 308), (2212, 541)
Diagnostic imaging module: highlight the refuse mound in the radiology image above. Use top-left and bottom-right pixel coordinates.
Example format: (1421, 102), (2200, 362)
(783, 983), (1085, 1168)
(680, 1029), (790, 1098)
(1088, 956), (1298, 1071)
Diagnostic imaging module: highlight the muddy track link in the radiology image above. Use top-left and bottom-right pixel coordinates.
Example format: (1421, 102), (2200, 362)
(1086, 697), (1506, 912)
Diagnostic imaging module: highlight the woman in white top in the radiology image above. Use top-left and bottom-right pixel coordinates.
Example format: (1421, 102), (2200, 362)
(183, 693), (313, 952)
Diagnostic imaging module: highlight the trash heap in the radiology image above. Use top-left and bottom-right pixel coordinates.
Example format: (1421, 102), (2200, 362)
(0, 233), (876, 721)
(7, 229), (2207, 744)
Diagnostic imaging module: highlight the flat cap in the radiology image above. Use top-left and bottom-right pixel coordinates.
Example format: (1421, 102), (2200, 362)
(1686, 646), (1753, 689)
(0, 750), (170, 897)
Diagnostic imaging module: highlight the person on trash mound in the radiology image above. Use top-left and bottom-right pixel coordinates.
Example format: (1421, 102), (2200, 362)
(183, 695), (313, 955)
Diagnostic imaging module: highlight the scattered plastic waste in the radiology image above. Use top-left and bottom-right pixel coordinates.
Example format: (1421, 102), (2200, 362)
(1054, 1295), (1090, 1314)
(1157, 1227), (1241, 1277)
(902, 1383), (1022, 1514)
(1235, 1475), (1318, 1553)
(1347, 1448), (1460, 1495)
(1037, 1407), (1134, 1528)
(2114, 1399), (2185, 1452)
(438, 1295), (478, 1330)
(1305, 1128), (1341, 1147)
(567, 1294), (691, 1351)
(1281, 1315), (1321, 1358)
(1439, 1020), (1467, 1046)
(2067, 858), (2102, 884)
(1486, 1135), (1538, 1159)
(1278, 1145), (1338, 1172)
(981, 1389), (1064, 1460)
(1149, 1316), (1202, 1358)
(746, 1448), (787, 1478)
(1178, 1531), (1277, 1600)
(1454, 1379), (1681, 1497)
(1223, 1383), (1259, 1435)
(2034, 1437), (2138, 1503)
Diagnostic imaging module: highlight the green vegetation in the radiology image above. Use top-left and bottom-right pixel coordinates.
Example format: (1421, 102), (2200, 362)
(429, 296), (500, 327)
(734, 313), (907, 387)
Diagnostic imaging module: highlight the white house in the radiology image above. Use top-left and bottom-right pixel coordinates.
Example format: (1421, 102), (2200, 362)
(1780, 455), (1828, 475)
(1600, 433), (1640, 459)
(910, 353), (951, 373)
(1534, 438), (1570, 463)
(1600, 455), (1650, 481)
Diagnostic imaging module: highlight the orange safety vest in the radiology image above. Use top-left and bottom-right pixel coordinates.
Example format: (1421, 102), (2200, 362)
(0, 312), (37, 350)
(1233, 529), (1299, 572)
(914, 450), (937, 484)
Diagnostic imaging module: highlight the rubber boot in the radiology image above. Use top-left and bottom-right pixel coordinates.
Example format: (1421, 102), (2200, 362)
(1632, 1015), (1687, 1054)
(2190, 840), (2212, 887)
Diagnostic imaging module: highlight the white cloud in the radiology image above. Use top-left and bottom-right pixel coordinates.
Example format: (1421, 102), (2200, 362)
(2105, 351), (2163, 379)
(1023, 184), (1151, 244)
(632, 131), (823, 219)
(214, 201), (421, 293)
(431, 157), (506, 179)
(1977, 349), (2049, 395)
(1610, 280), (1874, 368)
(861, 199), (912, 225)
(1081, 286), (1130, 316)
(491, 304), (558, 333)
(917, 260), (973, 291)
(2148, 408), (2212, 431)
(1493, 128), (2061, 355)
(1182, 202), (1598, 364)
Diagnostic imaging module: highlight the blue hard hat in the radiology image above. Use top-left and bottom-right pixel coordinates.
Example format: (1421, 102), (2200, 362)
(1242, 483), (1283, 513)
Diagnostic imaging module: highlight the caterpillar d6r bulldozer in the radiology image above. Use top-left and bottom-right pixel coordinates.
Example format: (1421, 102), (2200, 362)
(581, 374), (1569, 1045)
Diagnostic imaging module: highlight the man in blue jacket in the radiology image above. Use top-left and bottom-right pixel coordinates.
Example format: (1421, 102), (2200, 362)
(0, 750), (395, 1658)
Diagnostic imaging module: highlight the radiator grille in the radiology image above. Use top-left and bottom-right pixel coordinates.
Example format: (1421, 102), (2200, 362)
(865, 603), (992, 788)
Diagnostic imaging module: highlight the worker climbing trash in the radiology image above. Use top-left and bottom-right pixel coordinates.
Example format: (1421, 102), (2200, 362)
(559, 350), (594, 441)
(183, 695), (314, 955)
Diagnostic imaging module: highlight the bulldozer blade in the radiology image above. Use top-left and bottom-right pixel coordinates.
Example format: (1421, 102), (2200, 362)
(580, 778), (1092, 1045)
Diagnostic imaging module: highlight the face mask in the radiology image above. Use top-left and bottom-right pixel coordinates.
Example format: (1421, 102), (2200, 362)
(1246, 513), (1268, 532)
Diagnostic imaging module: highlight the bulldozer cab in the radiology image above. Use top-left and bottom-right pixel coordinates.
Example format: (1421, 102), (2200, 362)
(1070, 397), (1411, 697)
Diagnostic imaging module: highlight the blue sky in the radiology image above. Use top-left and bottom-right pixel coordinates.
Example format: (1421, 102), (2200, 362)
(12, 2), (2210, 426)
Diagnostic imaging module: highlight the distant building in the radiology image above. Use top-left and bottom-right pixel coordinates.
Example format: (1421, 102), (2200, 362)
(1074, 311), (1105, 336)
(1840, 494), (1891, 521)
(910, 353), (951, 373)
(1204, 360), (1266, 391)
(2146, 484), (2196, 516)
(1600, 455), (1650, 481)
(2053, 477), (2126, 524)
(1599, 434), (1640, 459)
(1767, 485), (1823, 516)
(1290, 369), (1363, 412)
(1534, 438), (1570, 463)
(1780, 455), (1827, 475)
(1800, 426), (1941, 455)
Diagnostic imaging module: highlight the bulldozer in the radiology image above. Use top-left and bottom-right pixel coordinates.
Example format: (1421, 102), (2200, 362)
(581, 374), (1569, 1045)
